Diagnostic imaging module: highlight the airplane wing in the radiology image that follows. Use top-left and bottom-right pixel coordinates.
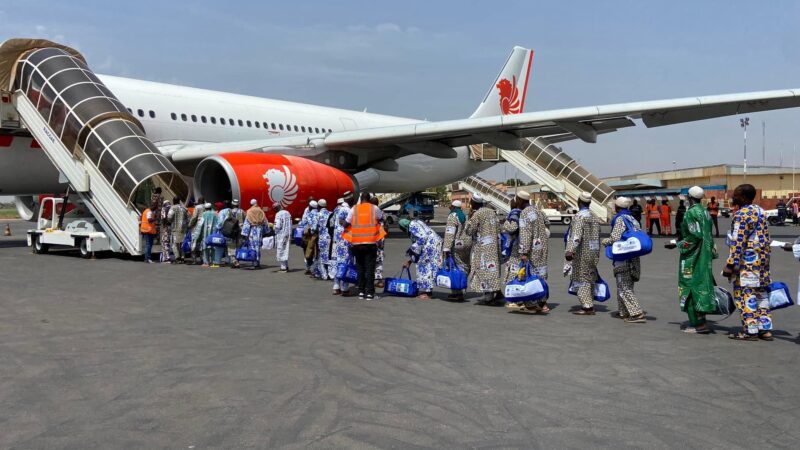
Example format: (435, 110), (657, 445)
(168, 88), (800, 164)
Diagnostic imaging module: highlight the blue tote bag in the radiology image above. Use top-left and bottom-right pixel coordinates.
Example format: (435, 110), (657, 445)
(180, 229), (192, 254)
(605, 216), (652, 261)
(568, 276), (611, 302)
(435, 255), (468, 290)
(205, 231), (226, 247)
(384, 267), (419, 297)
(767, 281), (795, 310)
(504, 262), (549, 303)
(335, 253), (359, 284)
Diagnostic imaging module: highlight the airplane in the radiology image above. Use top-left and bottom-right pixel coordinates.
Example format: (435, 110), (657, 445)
(2, 37), (800, 222)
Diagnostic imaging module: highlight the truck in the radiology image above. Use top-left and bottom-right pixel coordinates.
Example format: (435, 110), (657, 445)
(542, 207), (577, 225)
(27, 197), (113, 258)
(400, 192), (436, 222)
(764, 196), (800, 226)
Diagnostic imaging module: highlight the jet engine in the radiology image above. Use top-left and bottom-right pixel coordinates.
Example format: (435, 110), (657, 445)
(193, 153), (356, 218)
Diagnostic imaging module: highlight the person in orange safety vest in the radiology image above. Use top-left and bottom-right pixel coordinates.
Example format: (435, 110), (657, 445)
(660, 200), (673, 235)
(140, 207), (158, 263)
(342, 192), (386, 300)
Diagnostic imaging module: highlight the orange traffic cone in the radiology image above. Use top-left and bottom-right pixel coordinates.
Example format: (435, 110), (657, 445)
(3, 224), (10, 236)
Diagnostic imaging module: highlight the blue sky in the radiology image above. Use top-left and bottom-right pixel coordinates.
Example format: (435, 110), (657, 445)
(2, 0), (800, 180)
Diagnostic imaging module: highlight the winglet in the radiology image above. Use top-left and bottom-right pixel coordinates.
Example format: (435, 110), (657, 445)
(471, 46), (534, 118)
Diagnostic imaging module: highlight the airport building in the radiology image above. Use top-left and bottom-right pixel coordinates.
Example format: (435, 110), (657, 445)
(602, 164), (799, 208)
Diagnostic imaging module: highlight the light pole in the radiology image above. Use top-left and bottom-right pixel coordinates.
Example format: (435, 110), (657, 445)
(740, 117), (750, 180)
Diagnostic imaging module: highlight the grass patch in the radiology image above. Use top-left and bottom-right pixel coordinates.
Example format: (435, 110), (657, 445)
(0, 208), (19, 219)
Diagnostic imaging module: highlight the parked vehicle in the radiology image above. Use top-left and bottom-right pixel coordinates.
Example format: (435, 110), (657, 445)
(27, 197), (111, 258)
(542, 208), (576, 225)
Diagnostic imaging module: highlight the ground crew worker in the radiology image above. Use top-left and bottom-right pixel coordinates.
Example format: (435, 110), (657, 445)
(566, 192), (601, 315)
(660, 200), (673, 235)
(603, 197), (646, 323)
(723, 184), (774, 341)
(646, 199), (661, 235)
(343, 192), (386, 300)
(140, 205), (157, 263)
(629, 199), (643, 225)
(666, 186), (716, 334)
(776, 198), (787, 226)
(707, 196), (720, 237)
(675, 200), (687, 241)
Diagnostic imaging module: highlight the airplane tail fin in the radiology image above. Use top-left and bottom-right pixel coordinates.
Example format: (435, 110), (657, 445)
(470, 46), (534, 118)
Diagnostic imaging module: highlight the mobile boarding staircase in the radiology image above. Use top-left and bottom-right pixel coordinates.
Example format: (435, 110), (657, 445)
(0, 39), (188, 254)
(469, 138), (615, 222)
(457, 176), (514, 214)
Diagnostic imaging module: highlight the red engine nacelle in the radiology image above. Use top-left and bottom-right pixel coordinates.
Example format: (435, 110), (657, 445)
(193, 153), (355, 218)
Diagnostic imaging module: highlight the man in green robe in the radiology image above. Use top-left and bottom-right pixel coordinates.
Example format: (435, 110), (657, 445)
(667, 186), (717, 334)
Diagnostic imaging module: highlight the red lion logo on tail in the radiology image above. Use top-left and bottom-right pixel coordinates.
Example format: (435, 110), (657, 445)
(497, 75), (521, 115)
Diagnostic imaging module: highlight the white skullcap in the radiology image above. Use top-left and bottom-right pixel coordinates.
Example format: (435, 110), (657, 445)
(615, 196), (632, 208)
(516, 190), (530, 200)
(250, 199), (257, 206)
(318, 199), (327, 207)
(472, 193), (484, 204)
(342, 201), (349, 208)
(337, 198), (344, 204)
(579, 192), (592, 203)
(451, 200), (462, 208)
(310, 200), (318, 208)
(688, 186), (705, 199)
(204, 202), (212, 209)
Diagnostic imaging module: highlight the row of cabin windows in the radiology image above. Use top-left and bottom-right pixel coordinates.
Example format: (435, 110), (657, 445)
(169, 111), (332, 134)
(124, 107), (333, 134)
(126, 107), (156, 119)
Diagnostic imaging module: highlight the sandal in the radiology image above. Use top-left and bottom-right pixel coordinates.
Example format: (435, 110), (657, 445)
(758, 332), (774, 341)
(624, 313), (647, 324)
(683, 327), (711, 334)
(728, 331), (758, 341)
(417, 293), (431, 300)
(572, 308), (596, 316)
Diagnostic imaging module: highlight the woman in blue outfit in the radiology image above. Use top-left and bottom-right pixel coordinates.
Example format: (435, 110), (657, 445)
(399, 218), (443, 300)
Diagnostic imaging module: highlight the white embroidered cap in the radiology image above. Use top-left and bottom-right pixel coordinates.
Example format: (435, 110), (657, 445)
(688, 186), (704, 199)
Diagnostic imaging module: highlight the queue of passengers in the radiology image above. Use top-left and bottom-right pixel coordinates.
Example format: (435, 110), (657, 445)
(140, 194), (286, 270)
(140, 182), (787, 341)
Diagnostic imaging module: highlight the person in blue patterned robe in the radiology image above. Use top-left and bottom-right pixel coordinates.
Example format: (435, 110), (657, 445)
(331, 200), (352, 295)
(400, 218), (443, 299)
(317, 199), (333, 280)
(298, 201), (320, 276)
(241, 199), (267, 269)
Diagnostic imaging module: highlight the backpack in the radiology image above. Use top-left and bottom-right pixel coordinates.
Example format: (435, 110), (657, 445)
(221, 209), (241, 238)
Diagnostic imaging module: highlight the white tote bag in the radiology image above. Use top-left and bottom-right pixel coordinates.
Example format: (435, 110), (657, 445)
(261, 236), (275, 250)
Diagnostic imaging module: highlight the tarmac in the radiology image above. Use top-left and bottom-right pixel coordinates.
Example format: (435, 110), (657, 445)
(1, 218), (800, 449)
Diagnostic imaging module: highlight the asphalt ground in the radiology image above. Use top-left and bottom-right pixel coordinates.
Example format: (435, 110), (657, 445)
(1, 218), (800, 449)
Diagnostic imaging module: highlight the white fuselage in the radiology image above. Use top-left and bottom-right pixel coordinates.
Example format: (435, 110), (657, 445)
(0, 75), (492, 196)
